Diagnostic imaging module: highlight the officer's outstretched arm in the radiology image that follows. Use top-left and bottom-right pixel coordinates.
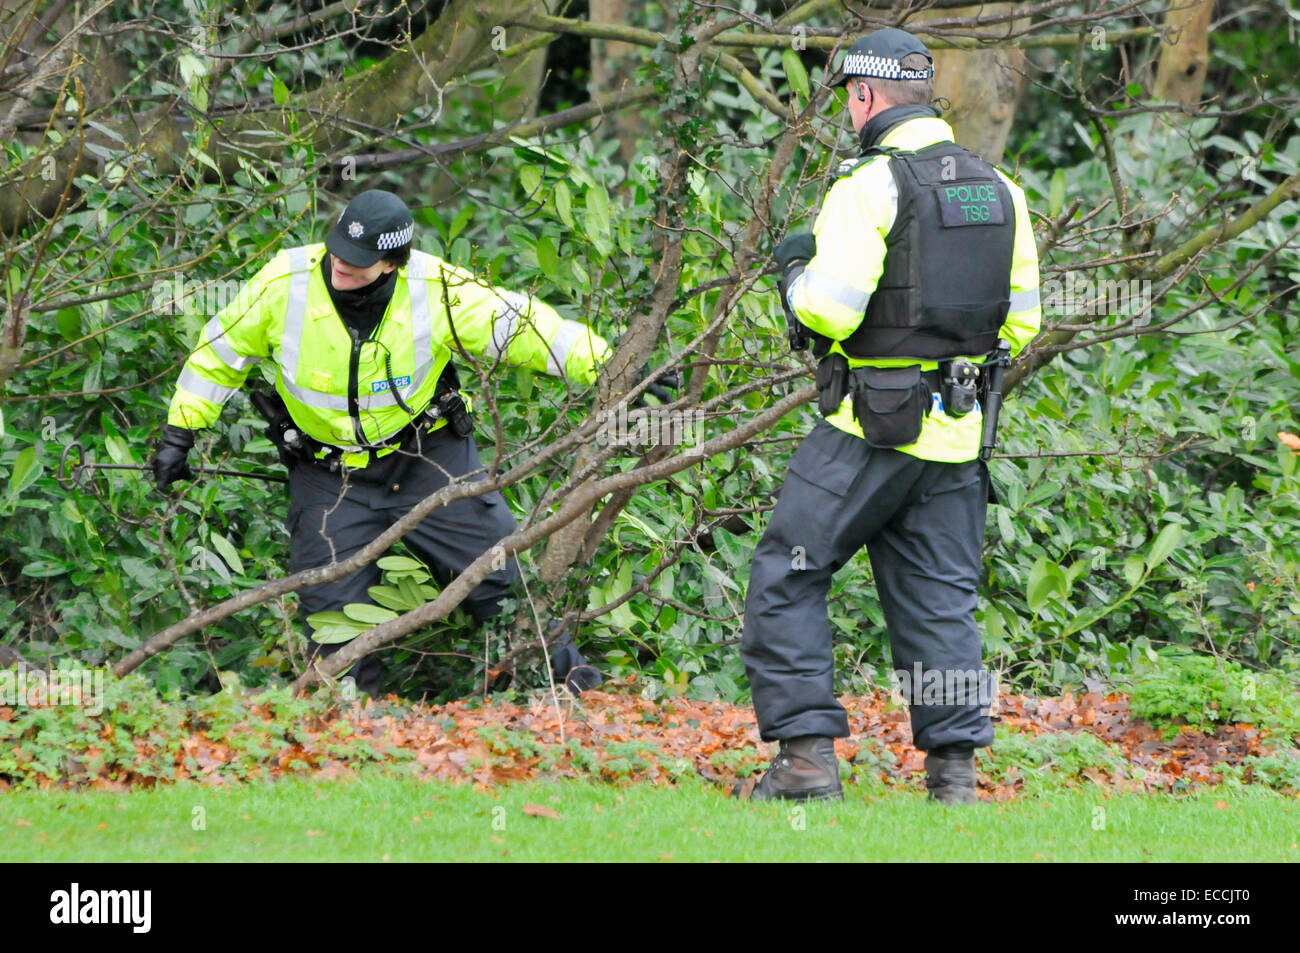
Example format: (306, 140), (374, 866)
(997, 172), (1043, 358)
(166, 259), (277, 431)
(432, 262), (611, 387)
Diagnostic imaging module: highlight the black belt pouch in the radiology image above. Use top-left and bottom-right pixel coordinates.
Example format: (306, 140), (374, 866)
(815, 353), (849, 417)
(850, 364), (926, 448)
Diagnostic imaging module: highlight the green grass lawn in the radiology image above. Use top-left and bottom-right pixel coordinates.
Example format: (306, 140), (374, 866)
(3, 768), (1297, 861)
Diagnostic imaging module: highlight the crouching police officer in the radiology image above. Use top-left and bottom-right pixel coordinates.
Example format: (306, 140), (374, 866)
(153, 190), (611, 696)
(739, 29), (1042, 803)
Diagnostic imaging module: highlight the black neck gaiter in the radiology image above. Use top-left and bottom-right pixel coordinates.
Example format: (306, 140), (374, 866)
(857, 103), (941, 155)
(322, 254), (398, 341)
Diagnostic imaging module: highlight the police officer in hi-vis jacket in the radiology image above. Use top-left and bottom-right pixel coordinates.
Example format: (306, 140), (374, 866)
(740, 29), (1042, 803)
(154, 190), (611, 696)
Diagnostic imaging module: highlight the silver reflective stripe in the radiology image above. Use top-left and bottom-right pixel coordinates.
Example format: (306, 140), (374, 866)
(786, 272), (804, 311)
(1009, 288), (1040, 313)
(178, 368), (236, 406)
(354, 410), (409, 449)
(488, 291), (529, 360)
(546, 320), (588, 378)
(204, 316), (256, 371)
(407, 253), (433, 381)
(278, 247), (349, 411)
(279, 246), (312, 400)
(321, 431), (372, 454)
(799, 268), (871, 314)
(359, 253), (435, 411)
(284, 381), (349, 411)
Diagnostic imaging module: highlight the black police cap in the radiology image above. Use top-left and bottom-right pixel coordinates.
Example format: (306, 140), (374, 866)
(839, 28), (934, 82)
(325, 190), (415, 268)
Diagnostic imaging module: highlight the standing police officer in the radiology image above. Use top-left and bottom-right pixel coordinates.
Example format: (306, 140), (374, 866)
(153, 189), (611, 696)
(739, 29), (1042, 802)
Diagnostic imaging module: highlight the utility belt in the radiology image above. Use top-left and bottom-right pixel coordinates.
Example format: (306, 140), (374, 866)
(815, 353), (988, 449)
(251, 369), (473, 476)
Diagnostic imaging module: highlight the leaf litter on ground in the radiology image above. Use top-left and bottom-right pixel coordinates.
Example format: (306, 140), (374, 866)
(2, 677), (1292, 799)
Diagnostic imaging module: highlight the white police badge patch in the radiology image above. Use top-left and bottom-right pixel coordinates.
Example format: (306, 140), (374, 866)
(348, 221), (365, 238)
(835, 157), (869, 178)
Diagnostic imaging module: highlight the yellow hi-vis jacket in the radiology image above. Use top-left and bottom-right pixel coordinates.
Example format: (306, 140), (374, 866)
(167, 243), (611, 469)
(786, 116), (1042, 463)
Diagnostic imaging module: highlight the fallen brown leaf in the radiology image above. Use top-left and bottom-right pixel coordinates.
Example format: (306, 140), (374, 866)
(522, 804), (562, 820)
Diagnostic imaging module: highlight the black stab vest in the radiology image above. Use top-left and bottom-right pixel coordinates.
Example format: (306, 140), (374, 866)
(839, 140), (1015, 361)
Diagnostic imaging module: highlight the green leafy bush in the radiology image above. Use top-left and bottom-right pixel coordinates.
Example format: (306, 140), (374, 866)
(1241, 753), (1300, 793)
(0, 669), (389, 789)
(1128, 649), (1300, 744)
(980, 726), (1132, 793)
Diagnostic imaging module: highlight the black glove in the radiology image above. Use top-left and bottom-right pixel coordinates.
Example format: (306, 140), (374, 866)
(774, 233), (817, 351)
(774, 232), (816, 273)
(633, 369), (682, 408)
(779, 266), (812, 351)
(152, 425), (196, 489)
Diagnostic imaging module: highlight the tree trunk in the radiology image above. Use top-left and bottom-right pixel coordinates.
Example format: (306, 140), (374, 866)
(913, 3), (1030, 164)
(588, 0), (650, 162)
(535, 9), (709, 588)
(0, 0), (540, 235)
(425, 22), (548, 207)
(1153, 0), (1214, 106)
(496, 25), (548, 123)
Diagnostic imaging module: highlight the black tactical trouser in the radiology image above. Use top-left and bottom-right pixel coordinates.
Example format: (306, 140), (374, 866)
(287, 425), (520, 693)
(741, 419), (996, 752)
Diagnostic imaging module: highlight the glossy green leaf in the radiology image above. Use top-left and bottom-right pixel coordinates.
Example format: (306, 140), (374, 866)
(209, 532), (245, 576)
(782, 49), (810, 102)
(8, 447), (39, 498)
(342, 602), (398, 625)
(1146, 523), (1183, 571)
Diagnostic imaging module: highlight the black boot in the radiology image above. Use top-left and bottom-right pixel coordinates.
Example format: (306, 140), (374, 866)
(547, 620), (604, 695)
(308, 641), (383, 700)
(346, 653), (384, 699)
(924, 744), (979, 804)
(738, 736), (842, 802)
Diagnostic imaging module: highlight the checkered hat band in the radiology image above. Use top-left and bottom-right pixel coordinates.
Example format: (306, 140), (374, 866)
(376, 223), (414, 250)
(842, 53), (932, 80)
